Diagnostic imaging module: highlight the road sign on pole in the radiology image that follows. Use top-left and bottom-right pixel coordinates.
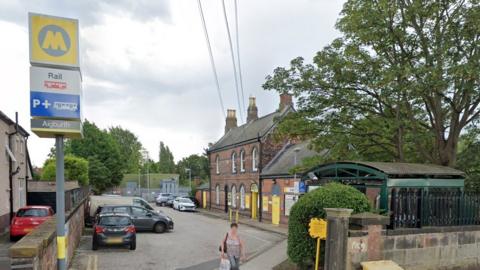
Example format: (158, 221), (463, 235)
(309, 218), (327, 270)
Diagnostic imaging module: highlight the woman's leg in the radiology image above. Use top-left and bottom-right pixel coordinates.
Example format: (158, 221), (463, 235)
(228, 255), (240, 270)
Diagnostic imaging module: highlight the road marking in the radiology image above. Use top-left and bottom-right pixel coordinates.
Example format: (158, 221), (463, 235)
(86, 255), (98, 270)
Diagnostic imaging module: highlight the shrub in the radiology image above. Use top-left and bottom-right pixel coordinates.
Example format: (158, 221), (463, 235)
(287, 183), (371, 267)
(41, 155), (89, 186)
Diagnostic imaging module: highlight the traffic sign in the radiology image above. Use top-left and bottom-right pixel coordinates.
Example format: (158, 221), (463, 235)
(29, 13), (79, 68)
(31, 119), (82, 139)
(30, 91), (81, 119)
(30, 66), (81, 95)
(309, 218), (327, 239)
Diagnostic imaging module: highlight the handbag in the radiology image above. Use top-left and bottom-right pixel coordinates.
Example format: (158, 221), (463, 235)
(219, 258), (230, 270)
(218, 233), (228, 252)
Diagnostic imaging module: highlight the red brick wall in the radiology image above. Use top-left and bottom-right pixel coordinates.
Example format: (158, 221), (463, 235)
(261, 178), (296, 225)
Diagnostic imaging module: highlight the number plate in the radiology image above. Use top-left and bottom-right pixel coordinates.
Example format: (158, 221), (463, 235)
(106, 237), (123, 244)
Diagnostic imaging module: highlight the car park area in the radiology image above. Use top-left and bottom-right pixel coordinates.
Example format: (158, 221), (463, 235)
(69, 206), (285, 270)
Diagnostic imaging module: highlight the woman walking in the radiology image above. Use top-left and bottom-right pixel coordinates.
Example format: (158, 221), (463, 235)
(220, 223), (246, 270)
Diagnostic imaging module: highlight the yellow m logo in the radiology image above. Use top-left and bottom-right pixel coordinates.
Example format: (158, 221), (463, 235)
(42, 31), (67, 51)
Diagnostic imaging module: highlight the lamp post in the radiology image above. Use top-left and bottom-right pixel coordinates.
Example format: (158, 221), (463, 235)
(142, 149), (150, 200)
(293, 147), (300, 193)
(185, 168), (192, 194)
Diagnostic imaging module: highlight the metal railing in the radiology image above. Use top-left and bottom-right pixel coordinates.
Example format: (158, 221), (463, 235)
(390, 188), (480, 229)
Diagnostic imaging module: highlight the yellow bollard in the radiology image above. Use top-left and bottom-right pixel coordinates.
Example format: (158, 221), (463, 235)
(235, 210), (239, 223)
(229, 208), (232, 223)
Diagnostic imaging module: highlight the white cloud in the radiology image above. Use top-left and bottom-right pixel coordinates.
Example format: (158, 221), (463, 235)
(0, 0), (345, 166)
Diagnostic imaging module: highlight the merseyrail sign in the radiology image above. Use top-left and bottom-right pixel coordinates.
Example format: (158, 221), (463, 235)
(29, 13), (79, 68)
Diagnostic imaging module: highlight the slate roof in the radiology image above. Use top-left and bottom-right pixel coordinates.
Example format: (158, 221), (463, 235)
(349, 161), (465, 177)
(209, 106), (292, 152)
(0, 110), (29, 136)
(261, 141), (320, 178)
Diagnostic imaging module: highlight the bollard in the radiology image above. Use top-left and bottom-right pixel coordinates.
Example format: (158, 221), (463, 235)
(235, 210), (239, 223)
(229, 208), (232, 223)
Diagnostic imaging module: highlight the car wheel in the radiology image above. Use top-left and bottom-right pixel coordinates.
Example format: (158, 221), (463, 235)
(154, 222), (166, 233)
(130, 238), (136, 250)
(9, 235), (16, 242)
(161, 202), (165, 206)
(92, 237), (98, 250)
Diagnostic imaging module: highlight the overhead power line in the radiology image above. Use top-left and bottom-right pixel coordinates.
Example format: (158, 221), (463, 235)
(234, 0), (246, 112)
(197, 0), (226, 118)
(221, 0), (245, 122)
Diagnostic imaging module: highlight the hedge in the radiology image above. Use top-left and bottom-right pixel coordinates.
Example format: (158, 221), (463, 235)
(287, 183), (371, 267)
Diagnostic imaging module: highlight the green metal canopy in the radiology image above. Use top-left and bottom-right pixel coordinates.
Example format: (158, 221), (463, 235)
(302, 161), (465, 210)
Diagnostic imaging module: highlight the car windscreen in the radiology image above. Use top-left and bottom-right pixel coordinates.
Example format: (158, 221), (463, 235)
(179, 198), (192, 203)
(101, 206), (129, 214)
(16, 208), (49, 217)
(99, 216), (131, 226)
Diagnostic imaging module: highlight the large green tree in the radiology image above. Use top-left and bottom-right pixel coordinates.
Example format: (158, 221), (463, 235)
(41, 155), (89, 186)
(158, 141), (175, 173)
(66, 120), (123, 192)
(457, 128), (480, 191)
(264, 0), (480, 166)
(109, 126), (143, 173)
(176, 154), (210, 186)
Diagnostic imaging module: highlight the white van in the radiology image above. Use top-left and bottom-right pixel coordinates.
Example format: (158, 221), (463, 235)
(87, 195), (155, 223)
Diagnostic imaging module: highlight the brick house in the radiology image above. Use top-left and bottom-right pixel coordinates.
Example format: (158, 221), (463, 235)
(207, 94), (319, 225)
(0, 111), (33, 234)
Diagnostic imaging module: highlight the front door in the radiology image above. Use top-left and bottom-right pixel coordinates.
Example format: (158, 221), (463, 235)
(251, 192), (258, 219)
(202, 191), (207, 208)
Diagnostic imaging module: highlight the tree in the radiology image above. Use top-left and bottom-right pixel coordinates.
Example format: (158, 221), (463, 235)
(457, 128), (480, 191)
(66, 120), (124, 190)
(158, 141), (175, 173)
(109, 126), (143, 173)
(264, 0), (480, 166)
(88, 157), (111, 193)
(176, 154), (210, 186)
(41, 155), (89, 186)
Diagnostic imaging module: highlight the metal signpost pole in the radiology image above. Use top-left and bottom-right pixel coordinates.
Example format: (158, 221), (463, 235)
(55, 135), (66, 270)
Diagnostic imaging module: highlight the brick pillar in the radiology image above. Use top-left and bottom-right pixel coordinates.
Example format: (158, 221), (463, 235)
(324, 208), (353, 270)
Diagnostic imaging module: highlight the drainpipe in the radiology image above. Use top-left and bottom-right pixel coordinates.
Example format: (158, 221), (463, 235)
(8, 112), (19, 221)
(257, 133), (263, 222)
(208, 151), (212, 210)
(25, 136), (31, 203)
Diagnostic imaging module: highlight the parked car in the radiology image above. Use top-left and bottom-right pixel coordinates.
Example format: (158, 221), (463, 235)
(88, 195), (156, 225)
(10, 206), (54, 241)
(165, 195), (178, 208)
(182, 196), (201, 208)
(96, 205), (174, 233)
(155, 193), (172, 206)
(92, 213), (136, 250)
(173, 197), (196, 212)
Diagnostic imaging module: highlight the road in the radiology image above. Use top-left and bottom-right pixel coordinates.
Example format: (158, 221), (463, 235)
(69, 207), (285, 270)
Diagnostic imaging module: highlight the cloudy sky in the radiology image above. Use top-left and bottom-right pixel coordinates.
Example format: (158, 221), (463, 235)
(0, 0), (345, 166)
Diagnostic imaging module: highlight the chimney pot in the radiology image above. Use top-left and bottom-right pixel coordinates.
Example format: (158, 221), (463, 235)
(279, 93), (293, 111)
(247, 97), (258, 122)
(225, 109), (237, 134)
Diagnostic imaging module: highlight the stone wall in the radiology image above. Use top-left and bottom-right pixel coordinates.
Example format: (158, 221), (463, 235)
(9, 198), (86, 270)
(347, 214), (480, 270)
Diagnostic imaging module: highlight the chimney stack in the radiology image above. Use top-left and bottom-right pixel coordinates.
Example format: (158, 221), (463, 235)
(279, 93), (293, 111)
(225, 109), (237, 134)
(247, 97), (258, 122)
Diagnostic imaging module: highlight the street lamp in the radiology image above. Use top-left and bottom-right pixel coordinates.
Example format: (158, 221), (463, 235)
(185, 168), (192, 193)
(293, 147), (301, 193)
(142, 149), (150, 200)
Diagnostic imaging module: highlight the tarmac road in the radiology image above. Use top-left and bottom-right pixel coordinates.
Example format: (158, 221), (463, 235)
(69, 206), (285, 270)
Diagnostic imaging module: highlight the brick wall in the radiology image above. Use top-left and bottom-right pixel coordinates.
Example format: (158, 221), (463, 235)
(348, 225), (480, 270)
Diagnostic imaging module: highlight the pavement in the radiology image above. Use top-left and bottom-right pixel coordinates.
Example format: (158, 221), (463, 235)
(69, 206), (286, 270)
(0, 233), (12, 270)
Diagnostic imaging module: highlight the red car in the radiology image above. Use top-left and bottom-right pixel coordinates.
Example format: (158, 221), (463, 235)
(10, 206), (54, 241)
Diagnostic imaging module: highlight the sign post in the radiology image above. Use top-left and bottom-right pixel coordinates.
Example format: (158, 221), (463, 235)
(309, 218), (327, 270)
(28, 13), (82, 270)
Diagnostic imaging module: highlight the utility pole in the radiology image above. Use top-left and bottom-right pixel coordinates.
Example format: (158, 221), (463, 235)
(142, 149), (150, 201)
(185, 168), (192, 194)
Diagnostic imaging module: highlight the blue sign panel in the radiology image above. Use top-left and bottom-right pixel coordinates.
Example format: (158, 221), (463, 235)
(30, 91), (80, 119)
(299, 181), (307, 193)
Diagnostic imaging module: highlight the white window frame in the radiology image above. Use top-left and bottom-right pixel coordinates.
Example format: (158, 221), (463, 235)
(215, 185), (220, 205)
(231, 185), (237, 208)
(252, 148), (258, 172)
(231, 152), (237, 173)
(240, 150), (245, 172)
(215, 155), (220, 174)
(240, 185), (246, 209)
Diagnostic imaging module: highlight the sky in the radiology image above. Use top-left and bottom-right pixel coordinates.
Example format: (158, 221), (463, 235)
(0, 0), (345, 166)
